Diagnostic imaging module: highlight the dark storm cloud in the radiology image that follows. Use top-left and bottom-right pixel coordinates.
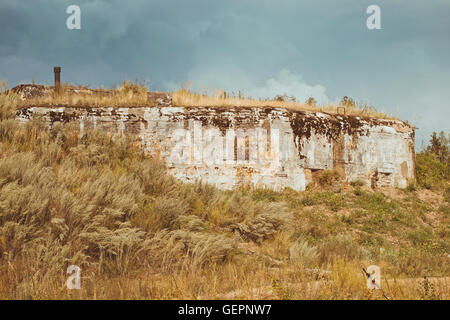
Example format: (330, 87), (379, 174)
(0, 0), (449, 143)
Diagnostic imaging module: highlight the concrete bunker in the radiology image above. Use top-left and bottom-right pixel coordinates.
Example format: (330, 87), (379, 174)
(13, 84), (416, 191)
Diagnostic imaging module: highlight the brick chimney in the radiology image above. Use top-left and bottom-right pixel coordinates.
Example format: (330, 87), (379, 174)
(54, 66), (61, 92)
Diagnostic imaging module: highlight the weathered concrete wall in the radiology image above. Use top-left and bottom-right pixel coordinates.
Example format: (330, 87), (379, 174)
(16, 105), (415, 191)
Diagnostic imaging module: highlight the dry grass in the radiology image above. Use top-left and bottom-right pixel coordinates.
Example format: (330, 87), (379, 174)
(10, 79), (395, 119)
(171, 87), (394, 119)
(0, 89), (448, 300)
(16, 80), (151, 108)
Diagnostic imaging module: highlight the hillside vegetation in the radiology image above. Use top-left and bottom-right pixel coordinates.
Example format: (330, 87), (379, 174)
(0, 89), (448, 300)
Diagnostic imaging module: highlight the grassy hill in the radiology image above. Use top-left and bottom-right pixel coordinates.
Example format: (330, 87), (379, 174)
(0, 90), (448, 299)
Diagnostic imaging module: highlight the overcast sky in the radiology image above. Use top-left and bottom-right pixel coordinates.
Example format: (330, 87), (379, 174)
(1, 0), (449, 146)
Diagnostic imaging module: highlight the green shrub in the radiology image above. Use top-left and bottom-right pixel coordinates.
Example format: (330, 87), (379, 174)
(353, 186), (362, 196)
(326, 194), (346, 212)
(407, 181), (417, 192)
(350, 179), (365, 187)
(444, 185), (450, 204)
(318, 170), (341, 187)
(416, 152), (449, 189)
